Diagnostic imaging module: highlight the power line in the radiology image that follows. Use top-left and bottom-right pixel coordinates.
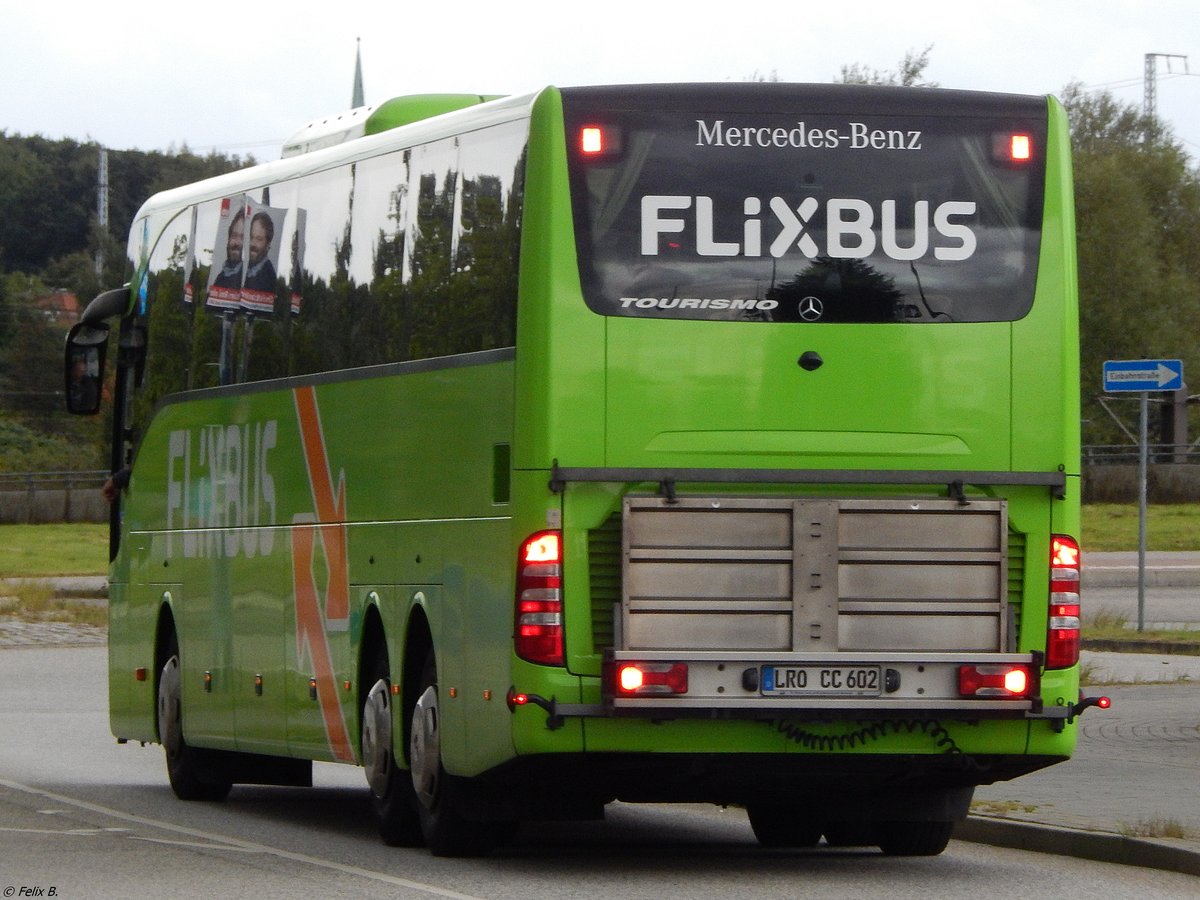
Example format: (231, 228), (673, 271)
(1144, 53), (1190, 128)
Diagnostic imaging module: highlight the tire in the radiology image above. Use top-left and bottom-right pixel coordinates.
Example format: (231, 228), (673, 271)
(157, 634), (232, 802)
(746, 805), (822, 848)
(409, 650), (512, 857)
(362, 642), (423, 846)
(876, 820), (955, 856)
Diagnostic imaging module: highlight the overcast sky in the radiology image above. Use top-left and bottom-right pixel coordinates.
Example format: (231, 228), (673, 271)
(3, 0), (1198, 161)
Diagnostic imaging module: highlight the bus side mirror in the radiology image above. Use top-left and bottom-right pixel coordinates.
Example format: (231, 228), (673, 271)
(64, 321), (110, 415)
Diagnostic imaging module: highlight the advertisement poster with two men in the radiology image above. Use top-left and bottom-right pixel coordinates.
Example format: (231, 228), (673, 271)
(203, 196), (304, 315)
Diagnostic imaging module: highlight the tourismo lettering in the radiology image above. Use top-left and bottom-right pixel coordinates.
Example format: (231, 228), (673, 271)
(641, 195), (976, 262)
(696, 120), (923, 151)
(618, 296), (779, 311)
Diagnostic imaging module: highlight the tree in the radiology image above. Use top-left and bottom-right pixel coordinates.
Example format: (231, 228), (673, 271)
(837, 46), (938, 87)
(1062, 83), (1200, 446)
(0, 133), (250, 470)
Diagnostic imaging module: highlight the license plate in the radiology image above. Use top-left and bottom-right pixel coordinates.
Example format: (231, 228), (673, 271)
(761, 665), (883, 697)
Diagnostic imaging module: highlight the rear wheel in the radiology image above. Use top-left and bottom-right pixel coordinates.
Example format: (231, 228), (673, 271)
(746, 805), (822, 848)
(876, 820), (955, 856)
(822, 823), (878, 847)
(362, 643), (423, 846)
(157, 634), (232, 801)
(409, 650), (512, 856)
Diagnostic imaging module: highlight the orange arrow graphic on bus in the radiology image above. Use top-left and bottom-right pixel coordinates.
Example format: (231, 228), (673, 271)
(291, 386), (354, 763)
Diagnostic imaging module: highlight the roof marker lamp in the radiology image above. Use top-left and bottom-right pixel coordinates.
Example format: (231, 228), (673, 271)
(579, 125), (623, 158)
(993, 132), (1034, 164)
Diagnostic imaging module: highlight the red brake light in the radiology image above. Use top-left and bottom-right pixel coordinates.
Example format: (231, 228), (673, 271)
(614, 662), (689, 696)
(515, 531), (564, 666)
(1010, 134), (1032, 161)
(958, 664), (1034, 698)
(1047, 535), (1081, 669)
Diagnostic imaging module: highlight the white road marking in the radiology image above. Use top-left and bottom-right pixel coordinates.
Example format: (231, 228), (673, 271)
(0, 777), (483, 900)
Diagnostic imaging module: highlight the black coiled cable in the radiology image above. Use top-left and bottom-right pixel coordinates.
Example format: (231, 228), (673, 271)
(772, 717), (968, 757)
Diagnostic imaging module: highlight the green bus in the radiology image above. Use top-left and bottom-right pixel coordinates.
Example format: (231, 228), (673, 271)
(66, 83), (1098, 858)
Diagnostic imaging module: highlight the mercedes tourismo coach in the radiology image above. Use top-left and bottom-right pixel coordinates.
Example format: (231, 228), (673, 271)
(65, 83), (1102, 857)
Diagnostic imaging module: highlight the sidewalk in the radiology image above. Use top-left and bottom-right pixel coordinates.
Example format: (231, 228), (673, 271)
(1085, 550), (1200, 588)
(966, 650), (1200, 877)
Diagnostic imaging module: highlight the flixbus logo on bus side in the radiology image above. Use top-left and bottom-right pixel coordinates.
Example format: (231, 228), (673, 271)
(696, 119), (923, 151)
(166, 421), (278, 560)
(641, 195), (977, 262)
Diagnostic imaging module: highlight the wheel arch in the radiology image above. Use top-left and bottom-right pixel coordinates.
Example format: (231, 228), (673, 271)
(402, 606), (434, 764)
(153, 598), (179, 743)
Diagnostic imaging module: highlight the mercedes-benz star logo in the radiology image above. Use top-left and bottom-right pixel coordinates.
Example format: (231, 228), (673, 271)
(798, 296), (824, 322)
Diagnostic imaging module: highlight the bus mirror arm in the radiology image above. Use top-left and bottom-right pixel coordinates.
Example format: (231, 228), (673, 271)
(80, 284), (130, 326)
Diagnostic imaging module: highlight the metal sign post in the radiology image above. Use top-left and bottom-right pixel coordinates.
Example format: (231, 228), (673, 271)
(1103, 359), (1184, 632)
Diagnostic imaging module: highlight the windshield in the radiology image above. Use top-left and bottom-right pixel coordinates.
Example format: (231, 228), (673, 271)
(564, 85), (1047, 323)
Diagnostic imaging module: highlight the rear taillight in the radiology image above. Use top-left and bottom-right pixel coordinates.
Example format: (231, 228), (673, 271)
(1047, 535), (1081, 669)
(514, 531), (564, 666)
(614, 662), (689, 696)
(958, 664), (1033, 698)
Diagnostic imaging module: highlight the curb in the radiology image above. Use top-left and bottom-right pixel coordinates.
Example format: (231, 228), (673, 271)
(1083, 638), (1200, 655)
(958, 816), (1200, 877)
(1084, 566), (1200, 588)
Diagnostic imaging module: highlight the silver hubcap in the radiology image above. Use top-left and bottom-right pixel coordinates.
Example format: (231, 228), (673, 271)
(362, 678), (392, 797)
(410, 685), (440, 809)
(158, 655), (183, 758)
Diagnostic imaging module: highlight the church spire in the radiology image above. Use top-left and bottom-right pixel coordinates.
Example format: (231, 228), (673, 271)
(351, 38), (365, 108)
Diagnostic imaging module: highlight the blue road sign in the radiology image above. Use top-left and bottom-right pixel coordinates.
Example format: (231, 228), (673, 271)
(1103, 359), (1184, 392)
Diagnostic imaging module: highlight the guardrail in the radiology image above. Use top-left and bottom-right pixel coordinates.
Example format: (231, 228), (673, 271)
(1082, 445), (1200, 465)
(0, 470), (110, 524)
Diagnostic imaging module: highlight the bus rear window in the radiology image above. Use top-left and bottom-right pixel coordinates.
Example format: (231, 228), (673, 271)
(564, 87), (1047, 324)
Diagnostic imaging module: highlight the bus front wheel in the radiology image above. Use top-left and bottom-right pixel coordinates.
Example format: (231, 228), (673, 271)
(409, 650), (511, 856)
(156, 636), (232, 802)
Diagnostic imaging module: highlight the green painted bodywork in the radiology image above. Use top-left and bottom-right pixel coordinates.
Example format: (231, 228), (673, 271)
(364, 94), (502, 136)
(107, 88), (1080, 787)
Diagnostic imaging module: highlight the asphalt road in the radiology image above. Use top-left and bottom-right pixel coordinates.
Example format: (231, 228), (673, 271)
(1, 646), (1198, 899)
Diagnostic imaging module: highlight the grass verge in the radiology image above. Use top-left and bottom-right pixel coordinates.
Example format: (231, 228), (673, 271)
(1120, 817), (1195, 840)
(0, 581), (107, 628)
(1083, 503), (1200, 552)
(1083, 605), (1200, 655)
(0, 523), (108, 577)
